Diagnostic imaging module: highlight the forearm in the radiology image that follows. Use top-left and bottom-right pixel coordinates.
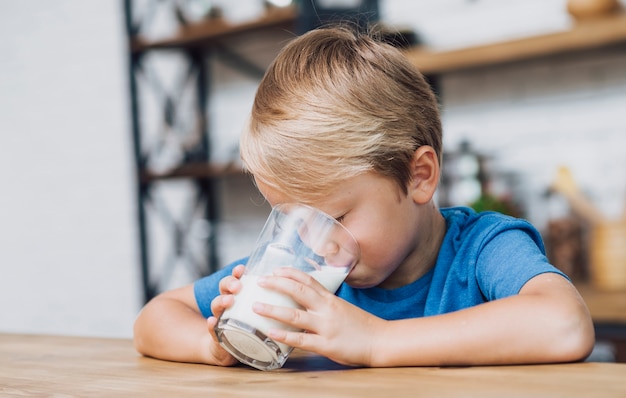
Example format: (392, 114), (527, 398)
(133, 296), (214, 364)
(371, 278), (594, 367)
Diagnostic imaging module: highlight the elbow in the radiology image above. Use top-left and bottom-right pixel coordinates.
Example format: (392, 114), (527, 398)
(133, 322), (144, 355)
(132, 309), (150, 357)
(557, 323), (595, 363)
(133, 330), (145, 356)
(549, 303), (595, 362)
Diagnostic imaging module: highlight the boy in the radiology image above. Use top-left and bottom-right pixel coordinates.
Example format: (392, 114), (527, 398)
(133, 26), (594, 367)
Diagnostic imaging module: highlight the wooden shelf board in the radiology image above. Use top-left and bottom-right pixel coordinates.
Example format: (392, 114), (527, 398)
(132, 7), (626, 73)
(404, 11), (626, 75)
(131, 7), (297, 53)
(140, 162), (244, 182)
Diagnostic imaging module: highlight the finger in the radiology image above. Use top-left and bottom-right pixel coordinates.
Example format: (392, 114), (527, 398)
(210, 294), (234, 319)
(207, 316), (220, 342)
(273, 267), (330, 295)
(260, 268), (330, 308)
(267, 327), (320, 352)
(206, 317), (239, 366)
(217, 265), (245, 295)
(218, 275), (242, 295)
(273, 266), (317, 284)
(252, 301), (317, 332)
(232, 264), (245, 278)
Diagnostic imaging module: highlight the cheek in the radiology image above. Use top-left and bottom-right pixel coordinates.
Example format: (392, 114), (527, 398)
(345, 232), (407, 288)
(348, 215), (411, 271)
(364, 232), (411, 269)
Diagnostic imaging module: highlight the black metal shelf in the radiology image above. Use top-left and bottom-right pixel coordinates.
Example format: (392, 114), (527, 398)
(131, 7), (296, 53)
(124, 1), (297, 302)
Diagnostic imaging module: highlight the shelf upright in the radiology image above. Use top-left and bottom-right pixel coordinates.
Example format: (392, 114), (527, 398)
(123, 1), (297, 303)
(124, 0), (218, 303)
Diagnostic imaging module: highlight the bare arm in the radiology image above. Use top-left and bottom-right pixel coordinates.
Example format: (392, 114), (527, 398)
(255, 271), (595, 367)
(371, 273), (595, 366)
(133, 283), (238, 366)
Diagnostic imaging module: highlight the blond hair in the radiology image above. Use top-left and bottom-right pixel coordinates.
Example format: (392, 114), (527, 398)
(240, 26), (441, 201)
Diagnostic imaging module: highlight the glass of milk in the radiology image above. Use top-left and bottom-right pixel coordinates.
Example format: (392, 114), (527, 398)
(215, 203), (360, 370)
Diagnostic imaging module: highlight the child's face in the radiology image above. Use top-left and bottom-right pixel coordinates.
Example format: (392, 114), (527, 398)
(256, 171), (430, 290)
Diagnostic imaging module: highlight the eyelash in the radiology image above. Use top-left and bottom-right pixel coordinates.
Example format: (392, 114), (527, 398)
(335, 215), (346, 223)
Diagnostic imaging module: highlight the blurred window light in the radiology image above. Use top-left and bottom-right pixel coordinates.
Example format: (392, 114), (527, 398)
(266, 0), (293, 7)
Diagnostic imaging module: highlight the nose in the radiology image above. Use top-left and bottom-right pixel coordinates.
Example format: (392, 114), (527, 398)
(324, 241), (340, 256)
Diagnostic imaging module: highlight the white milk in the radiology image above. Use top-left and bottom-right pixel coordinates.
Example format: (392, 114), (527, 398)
(221, 274), (300, 354)
(220, 267), (349, 354)
(309, 266), (349, 293)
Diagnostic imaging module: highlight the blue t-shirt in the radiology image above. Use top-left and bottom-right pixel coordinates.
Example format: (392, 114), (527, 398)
(194, 207), (566, 319)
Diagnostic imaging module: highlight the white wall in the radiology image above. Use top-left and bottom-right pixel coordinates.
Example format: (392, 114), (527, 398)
(0, 1), (138, 337)
(1, 0), (625, 338)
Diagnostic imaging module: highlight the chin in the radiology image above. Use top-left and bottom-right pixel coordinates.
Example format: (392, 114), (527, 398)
(344, 275), (381, 289)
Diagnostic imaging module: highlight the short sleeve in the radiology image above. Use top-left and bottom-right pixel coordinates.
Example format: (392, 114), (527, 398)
(193, 258), (247, 318)
(476, 229), (567, 301)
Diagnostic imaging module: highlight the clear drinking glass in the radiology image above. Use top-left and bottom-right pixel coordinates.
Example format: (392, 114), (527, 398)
(215, 203), (360, 370)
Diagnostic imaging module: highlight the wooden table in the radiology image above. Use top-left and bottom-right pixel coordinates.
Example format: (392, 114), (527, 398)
(1, 334), (625, 397)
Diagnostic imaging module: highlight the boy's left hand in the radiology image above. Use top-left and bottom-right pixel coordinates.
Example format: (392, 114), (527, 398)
(253, 267), (383, 367)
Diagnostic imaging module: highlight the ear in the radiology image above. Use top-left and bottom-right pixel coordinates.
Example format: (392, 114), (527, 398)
(408, 146), (440, 205)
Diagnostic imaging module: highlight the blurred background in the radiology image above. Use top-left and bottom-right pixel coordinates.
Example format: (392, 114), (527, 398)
(1, 0), (625, 340)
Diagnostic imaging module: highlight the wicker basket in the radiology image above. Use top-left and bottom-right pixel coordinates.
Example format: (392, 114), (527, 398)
(589, 221), (626, 291)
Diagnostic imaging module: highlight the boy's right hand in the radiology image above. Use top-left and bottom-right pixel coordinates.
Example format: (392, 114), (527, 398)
(205, 264), (245, 364)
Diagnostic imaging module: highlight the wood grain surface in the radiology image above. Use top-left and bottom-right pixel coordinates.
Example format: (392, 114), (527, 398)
(2, 334), (626, 397)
